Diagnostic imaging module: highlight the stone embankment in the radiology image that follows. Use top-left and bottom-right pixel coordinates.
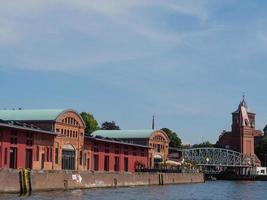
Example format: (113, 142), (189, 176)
(0, 169), (204, 193)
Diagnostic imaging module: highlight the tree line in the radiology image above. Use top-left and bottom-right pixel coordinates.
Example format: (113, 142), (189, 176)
(80, 112), (216, 149)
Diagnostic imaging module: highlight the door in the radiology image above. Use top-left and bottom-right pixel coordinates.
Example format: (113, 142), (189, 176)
(25, 149), (33, 169)
(62, 149), (75, 170)
(9, 147), (17, 169)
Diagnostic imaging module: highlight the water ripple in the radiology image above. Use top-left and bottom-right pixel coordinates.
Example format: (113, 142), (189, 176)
(1, 181), (267, 200)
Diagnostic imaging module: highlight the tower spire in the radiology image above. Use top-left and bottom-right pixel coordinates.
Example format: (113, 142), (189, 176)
(152, 115), (155, 130)
(239, 92), (248, 109)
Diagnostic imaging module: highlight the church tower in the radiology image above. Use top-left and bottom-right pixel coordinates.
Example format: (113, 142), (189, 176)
(217, 97), (262, 157)
(231, 97), (256, 155)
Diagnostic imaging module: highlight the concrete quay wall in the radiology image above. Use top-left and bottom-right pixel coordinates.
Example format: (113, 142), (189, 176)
(0, 169), (204, 193)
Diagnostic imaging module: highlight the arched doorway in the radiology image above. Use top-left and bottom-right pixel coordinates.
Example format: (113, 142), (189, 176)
(62, 144), (75, 170)
(154, 154), (163, 168)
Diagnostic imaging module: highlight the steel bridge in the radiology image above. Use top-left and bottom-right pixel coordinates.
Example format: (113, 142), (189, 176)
(181, 148), (257, 167)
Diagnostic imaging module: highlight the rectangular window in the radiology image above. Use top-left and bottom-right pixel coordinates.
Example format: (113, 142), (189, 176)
(105, 149), (109, 153)
(4, 148), (7, 165)
(50, 147), (52, 162)
(80, 151), (83, 165)
(10, 132), (18, 145)
(104, 156), (109, 171)
(46, 147), (49, 162)
(25, 149), (33, 169)
(9, 147), (17, 169)
(84, 153), (87, 166)
(124, 157), (128, 172)
(87, 158), (90, 170)
(114, 156), (120, 171)
(93, 155), (99, 171)
(55, 148), (59, 164)
(26, 133), (33, 146)
(36, 146), (39, 161)
(157, 144), (160, 153)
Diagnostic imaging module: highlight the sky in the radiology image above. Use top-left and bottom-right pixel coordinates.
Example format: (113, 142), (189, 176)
(1, 0), (267, 144)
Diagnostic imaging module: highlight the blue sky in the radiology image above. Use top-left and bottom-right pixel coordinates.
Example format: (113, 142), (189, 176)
(1, 0), (267, 144)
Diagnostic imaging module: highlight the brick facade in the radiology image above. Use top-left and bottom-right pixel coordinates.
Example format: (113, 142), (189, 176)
(0, 122), (56, 170)
(148, 130), (170, 168)
(98, 130), (170, 168)
(84, 137), (149, 172)
(0, 109), (152, 172)
(53, 110), (86, 171)
(217, 99), (263, 157)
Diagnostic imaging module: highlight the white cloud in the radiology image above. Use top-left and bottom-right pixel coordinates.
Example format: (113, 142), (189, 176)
(0, 0), (216, 41)
(162, 1), (211, 21)
(0, 0), (244, 73)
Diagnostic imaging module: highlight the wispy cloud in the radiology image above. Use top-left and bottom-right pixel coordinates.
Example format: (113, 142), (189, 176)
(0, 0), (222, 71)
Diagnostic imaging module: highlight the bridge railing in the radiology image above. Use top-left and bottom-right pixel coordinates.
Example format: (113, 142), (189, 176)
(182, 148), (257, 167)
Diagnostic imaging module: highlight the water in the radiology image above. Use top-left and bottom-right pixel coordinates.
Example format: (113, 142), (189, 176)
(1, 181), (267, 200)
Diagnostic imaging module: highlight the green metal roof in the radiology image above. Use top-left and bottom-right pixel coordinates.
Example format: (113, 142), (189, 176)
(0, 109), (66, 121)
(92, 129), (155, 139)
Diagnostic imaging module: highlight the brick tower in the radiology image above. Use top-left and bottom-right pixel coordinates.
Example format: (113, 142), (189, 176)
(217, 97), (262, 155)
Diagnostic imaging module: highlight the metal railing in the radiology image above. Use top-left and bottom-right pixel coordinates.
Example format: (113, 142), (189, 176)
(182, 148), (257, 167)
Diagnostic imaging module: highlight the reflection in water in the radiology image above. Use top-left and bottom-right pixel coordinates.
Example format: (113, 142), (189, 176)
(1, 181), (267, 200)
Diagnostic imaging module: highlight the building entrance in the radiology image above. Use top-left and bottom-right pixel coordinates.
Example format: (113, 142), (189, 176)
(62, 145), (75, 170)
(153, 155), (162, 168)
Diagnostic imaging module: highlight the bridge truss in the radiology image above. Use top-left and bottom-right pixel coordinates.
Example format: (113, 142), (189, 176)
(182, 148), (257, 167)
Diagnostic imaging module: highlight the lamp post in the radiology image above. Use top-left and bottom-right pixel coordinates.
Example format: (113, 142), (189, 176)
(206, 157), (210, 173)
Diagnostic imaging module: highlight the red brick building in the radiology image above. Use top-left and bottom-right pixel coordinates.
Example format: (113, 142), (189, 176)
(217, 99), (262, 157)
(91, 129), (170, 168)
(84, 136), (149, 172)
(0, 109), (86, 171)
(0, 109), (151, 172)
(0, 120), (57, 169)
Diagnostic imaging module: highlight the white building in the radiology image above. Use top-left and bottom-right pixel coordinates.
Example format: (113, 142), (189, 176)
(255, 167), (267, 175)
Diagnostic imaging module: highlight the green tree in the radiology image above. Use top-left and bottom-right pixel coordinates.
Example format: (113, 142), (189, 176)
(101, 121), (120, 130)
(192, 141), (214, 148)
(80, 112), (99, 134)
(256, 136), (267, 166)
(161, 128), (182, 148)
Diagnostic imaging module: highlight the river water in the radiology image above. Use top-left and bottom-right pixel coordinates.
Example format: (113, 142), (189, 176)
(1, 181), (267, 200)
